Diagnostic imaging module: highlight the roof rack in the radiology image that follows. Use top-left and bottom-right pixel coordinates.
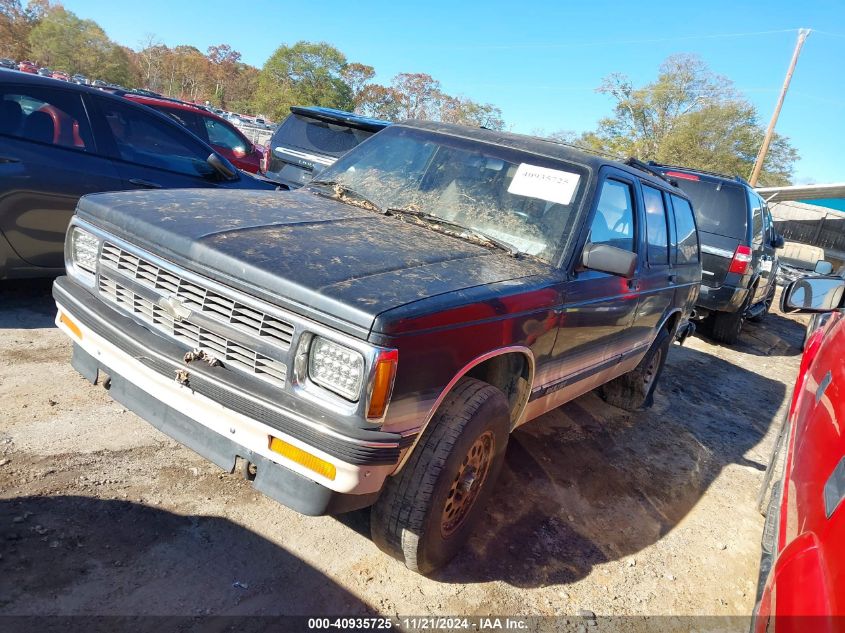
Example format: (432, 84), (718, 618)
(646, 161), (749, 185)
(625, 158), (675, 186)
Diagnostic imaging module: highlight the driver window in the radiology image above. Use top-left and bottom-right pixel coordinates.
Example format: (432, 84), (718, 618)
(589, 179), (635, 252)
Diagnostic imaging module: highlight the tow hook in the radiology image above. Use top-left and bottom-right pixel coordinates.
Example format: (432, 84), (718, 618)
(235, 456), (257, 481)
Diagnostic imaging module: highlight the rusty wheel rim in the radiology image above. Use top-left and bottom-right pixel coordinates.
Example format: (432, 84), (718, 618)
(642, 347), (662, 390)
(441, 430), (495, 539)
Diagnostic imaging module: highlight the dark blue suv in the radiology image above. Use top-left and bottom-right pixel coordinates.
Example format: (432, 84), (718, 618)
(0, 73), (275, 280)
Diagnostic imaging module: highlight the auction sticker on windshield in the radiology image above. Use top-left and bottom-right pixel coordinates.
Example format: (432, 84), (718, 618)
(507, 163), (581, 205)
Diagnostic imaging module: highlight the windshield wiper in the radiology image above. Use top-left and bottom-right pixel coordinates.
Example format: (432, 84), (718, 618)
(385, 207), (521, 257)
(309, 180), (382, 213)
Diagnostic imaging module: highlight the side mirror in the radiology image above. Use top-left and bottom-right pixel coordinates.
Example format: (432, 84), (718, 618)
(781, 276), (845, 314)
(582, 243), (637, 279)
(815, 260), (834, 275)
(206, 153), (237, 180)
(772, 234), (785, 249)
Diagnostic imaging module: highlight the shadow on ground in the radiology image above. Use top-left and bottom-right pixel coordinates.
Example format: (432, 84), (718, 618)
(695, 308), (805, 358)
(0, 279), (56, 329)
(432, 341), (787, 587)
(0, 496), (369, 616)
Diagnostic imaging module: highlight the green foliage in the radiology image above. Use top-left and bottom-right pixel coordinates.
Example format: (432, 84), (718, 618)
(574, 54), (798, 185)
(255, 41), (353, 121)
(27, 5), (132, 83)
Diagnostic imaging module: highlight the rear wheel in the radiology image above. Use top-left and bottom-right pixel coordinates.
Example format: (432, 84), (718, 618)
(600, 326), (671, 411)
(710, 308), (745, 343)
(370, 377), (510, 575)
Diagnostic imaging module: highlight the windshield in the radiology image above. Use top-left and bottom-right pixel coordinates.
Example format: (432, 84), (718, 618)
(313, 126), (588, 263)
(272, 113), (377, 157)
(672, 178), (748, 240)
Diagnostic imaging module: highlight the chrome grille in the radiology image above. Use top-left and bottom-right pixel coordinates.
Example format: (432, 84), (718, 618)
(100, 243), (294, 348)
(98, 273), (287, 388)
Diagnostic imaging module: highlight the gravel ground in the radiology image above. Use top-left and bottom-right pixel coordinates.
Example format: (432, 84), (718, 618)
(0, 280), (807, 623)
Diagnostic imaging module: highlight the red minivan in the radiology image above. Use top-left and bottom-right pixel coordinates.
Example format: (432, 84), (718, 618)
(121, 93), (263, 173)
(754, 275), (845, 632)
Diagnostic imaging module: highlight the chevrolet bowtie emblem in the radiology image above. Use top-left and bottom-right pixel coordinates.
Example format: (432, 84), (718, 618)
(158, 295), (192, 321)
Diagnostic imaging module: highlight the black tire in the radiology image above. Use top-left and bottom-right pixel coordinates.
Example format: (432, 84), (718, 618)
(710, 308), (745, 343)
(748, 284), (776, 323)
(600, 325), (671, 411)
(370, 377), (510, 574)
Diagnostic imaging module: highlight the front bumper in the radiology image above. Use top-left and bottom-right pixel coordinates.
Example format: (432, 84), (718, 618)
(53, 277), (404, 515)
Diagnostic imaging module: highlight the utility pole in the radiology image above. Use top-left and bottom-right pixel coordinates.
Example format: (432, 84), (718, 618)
(749, 28), (810, 186)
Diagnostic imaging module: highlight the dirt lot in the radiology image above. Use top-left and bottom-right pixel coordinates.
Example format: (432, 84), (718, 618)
(0, 280), (806, 622)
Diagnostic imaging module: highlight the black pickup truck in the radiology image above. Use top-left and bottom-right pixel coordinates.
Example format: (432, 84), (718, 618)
(53, 121), (700, 573)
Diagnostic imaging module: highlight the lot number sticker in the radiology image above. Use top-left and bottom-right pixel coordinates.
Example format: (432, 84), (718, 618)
(507, 163), (581, 205)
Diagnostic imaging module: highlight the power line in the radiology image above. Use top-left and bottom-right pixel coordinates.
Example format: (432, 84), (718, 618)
(438, 28), (801, 51)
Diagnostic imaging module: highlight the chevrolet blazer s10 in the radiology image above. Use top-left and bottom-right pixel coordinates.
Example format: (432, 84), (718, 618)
(53, 121), (700, 573)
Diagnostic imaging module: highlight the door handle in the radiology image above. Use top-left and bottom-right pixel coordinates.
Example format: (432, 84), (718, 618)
(129, 178), (162, 189)
(0, 156), (21, 164)
(668, 273), (678, 283)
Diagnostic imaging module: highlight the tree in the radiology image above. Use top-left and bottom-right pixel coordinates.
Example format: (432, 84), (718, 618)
(439, 95), (505, 130)
(576, 54), (798, 185)
(255, 41), (353, 121)
(27, 6), (132, 83)
(356, 71), (506, 130)
(340, 62), (374, 110)
(0, 0), (48, 59)
(206, 43), (241, 108)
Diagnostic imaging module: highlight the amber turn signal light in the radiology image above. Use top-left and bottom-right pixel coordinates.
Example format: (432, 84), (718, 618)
(268, 436), (336, 481)
(367, 349), (398, 420)
(59, 312), (82, 340)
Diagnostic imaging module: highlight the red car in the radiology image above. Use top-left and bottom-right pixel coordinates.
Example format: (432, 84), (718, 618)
(18, 60), (37, 74)
(51, 70), (70, 81)
(121, 93), (263, 173)
(754, 275), (845, 632)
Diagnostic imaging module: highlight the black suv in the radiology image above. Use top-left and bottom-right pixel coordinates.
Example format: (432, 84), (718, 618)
(651, 164), (784, 343)
(53, 122), (700, 573)
(260, 106), (389, 189)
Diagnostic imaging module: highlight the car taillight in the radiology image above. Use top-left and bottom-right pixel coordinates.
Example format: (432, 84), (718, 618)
(728, 245), (753, 275)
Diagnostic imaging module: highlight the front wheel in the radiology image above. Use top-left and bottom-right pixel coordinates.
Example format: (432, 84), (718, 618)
(600, 326), (671, 411)
(370, 377), (510, 575)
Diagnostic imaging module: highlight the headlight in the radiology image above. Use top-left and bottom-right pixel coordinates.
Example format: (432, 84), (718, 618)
(308, 336), (364, 401)
(70, 227), (100, 273)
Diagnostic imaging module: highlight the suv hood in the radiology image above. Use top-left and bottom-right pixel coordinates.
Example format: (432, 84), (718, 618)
(77, 188), (547, 338)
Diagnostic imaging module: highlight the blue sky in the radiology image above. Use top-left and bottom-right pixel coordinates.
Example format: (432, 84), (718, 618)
(61, 0), (844, 183)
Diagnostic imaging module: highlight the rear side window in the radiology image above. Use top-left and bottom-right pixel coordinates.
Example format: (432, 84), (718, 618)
(272, 113), (374, 157)
(671, 178), (747, 239)
(589, 179), (635, 252)
(670, 195), (699, 264)
(0, 85), (93, 152)
(98, 99), (215, 178)
(642, 184), (669, 265)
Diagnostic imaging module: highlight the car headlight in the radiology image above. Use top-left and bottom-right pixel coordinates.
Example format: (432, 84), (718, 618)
(308, 336), (364, 401)
(70, 227), (100, 274)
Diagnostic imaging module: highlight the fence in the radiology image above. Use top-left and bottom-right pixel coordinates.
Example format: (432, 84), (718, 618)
(234, 123), (273, 148)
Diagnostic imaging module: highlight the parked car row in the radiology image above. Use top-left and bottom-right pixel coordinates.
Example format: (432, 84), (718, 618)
(5, 62), (821, 617)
